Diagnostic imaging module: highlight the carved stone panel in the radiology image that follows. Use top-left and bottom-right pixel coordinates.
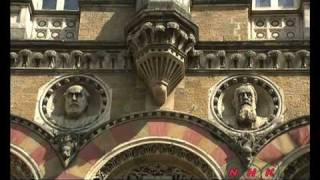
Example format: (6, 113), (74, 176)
(210, 75), (284, 132)
(34, 74), (112, 133)
(91, 143), (218, 180)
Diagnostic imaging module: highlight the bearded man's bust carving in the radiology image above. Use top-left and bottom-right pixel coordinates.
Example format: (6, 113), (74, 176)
(233, 83), (267, 129)
(64, 85), (90, 119)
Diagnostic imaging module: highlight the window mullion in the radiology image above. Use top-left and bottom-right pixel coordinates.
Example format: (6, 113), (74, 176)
(271, 0), (278, 9)
(56, 0), (64, 10)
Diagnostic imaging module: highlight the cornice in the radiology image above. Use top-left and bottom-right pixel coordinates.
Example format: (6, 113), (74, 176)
(196, 40), (309, 50)
(11, 40), (309, 50)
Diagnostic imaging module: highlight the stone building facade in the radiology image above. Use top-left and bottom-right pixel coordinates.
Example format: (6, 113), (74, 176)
(10, 0), (310, 179)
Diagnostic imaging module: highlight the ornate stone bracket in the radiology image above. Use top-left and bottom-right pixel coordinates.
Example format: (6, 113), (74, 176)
(125, 9), (198, 105)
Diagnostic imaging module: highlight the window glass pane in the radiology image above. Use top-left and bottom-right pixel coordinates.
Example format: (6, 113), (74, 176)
(256, 0), (271, 7)
(42, 0), (57, 10)
(279, 0), (294, 7)
(64, 0), (79, 10)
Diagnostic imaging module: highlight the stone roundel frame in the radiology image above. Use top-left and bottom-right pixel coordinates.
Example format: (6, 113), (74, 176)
(210, 75), (284, 132)
(38, 74), (111, 132)
(85, 137), (224, 180)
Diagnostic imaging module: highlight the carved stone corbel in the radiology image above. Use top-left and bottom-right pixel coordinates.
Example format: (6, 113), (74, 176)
(44, 50), (57, 69)
(71, 50), (83, 69)
(10, 52), (18, 67)
(256, 53), (267, 68)
(31, 52), (43, 67)
(217, 50), (226, 68)
(283, 52), (295, 68)
(296, 50), (310, 68)
(268, 50), (282, 69)
(230, 53), (243, 68)
(19, 49), (32, 68)
(245, 50), (256, 68)
(126, 15), (198, 105)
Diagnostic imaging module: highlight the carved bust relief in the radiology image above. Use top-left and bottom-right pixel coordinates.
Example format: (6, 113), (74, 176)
(35, 74), (112, 132)
(210, 75), (284, 131)
(233, 83), (268, 129)
(64, 85), (90, 119)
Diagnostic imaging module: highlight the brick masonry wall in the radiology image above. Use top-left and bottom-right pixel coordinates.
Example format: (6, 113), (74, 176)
(78, 6), (135, 41)
(77, 5), (249, 42)
(11, 73), (309, 123)
(191, 5), (249, 41)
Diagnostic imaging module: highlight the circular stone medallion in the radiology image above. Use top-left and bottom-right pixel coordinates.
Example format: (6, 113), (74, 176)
(210, 75), (283, 132)
(38, 74), (111, 131)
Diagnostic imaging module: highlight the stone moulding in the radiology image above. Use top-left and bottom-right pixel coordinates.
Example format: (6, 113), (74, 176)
(10, 113), (309, 170)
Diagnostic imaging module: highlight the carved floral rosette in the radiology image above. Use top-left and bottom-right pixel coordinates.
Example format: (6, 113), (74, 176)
(35, 74), (111, 132)
(210, 75), (284, 132)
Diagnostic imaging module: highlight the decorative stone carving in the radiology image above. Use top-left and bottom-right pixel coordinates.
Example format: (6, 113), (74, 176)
(32, 16), (78, 40)
(92, 143), (217, 179)
(19, 49), (32, 67)
(206, 53), (216, 69)
(35, 74), (112, 132)
(283, 52), (295, 68)
(10, 52), (19, 67)
(256, 53), (267, 68)
(233, 83), (267, 129)
(119, 163), (195, 180)
(296, 50), (310, 68)
(245, 50), (256, 68)
(230, 53), (243, 68)
(268, 50), (282, 69)
(234, 132), (256, 167)
(44, 50), (57, 69)
(217, 50), (226, 68)
(59, 53), (70, 68)
(63, 85), (90, 119)
(126, 6), (198, 106)
(210, 75), (284, 131)
(31, 52), (43, 67)
(54, 133), (80, 167)
(71, 50), (83, 69)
